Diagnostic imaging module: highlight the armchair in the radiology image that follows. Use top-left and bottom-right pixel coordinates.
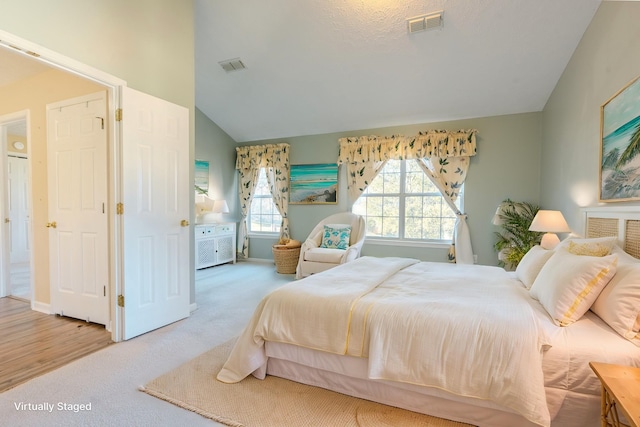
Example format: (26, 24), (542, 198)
(295, 212), (366, 279)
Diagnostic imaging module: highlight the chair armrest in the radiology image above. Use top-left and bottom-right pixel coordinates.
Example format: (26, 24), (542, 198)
(340, 245), (360, 263)
(296, 231), (323, 279)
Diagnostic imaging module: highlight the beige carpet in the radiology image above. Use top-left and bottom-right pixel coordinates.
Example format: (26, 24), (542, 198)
(141, 339), (474, 427)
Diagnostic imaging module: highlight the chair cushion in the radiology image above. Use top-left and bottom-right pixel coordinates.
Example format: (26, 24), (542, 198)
(304, 247), (345, 263)
(320, 224), (351, 250)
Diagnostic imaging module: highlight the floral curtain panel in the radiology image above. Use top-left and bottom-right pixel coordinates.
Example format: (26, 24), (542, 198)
(235, 143), (290, 258)
(416, 156), (473, 264)
(337, 130), (477, 263)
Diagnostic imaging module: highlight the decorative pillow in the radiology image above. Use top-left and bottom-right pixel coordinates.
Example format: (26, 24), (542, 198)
(567, 241), (611, 257)
(320, 224), (351, 250)
(529, 251), (618, 326)
(591, 260), (640, 346)
(515, 245), (554, 289)
(555, 236), (616, 255)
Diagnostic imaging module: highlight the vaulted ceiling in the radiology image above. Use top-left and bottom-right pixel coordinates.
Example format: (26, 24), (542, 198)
(194, 0), (602, 142)
(0, 1), (604, 143)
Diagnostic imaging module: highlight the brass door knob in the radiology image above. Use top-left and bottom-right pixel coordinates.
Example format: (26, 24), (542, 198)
(46, 221), (57, 228)
(4, 218), (9, 223)
(180, 219), (189, 227)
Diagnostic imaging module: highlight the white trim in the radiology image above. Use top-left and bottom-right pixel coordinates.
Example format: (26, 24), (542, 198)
(190, 303), (198, 313)
(31, 300), (51, 315)
(0, 29), (126, 343)
(241, 257), (275, 264)
(0, 30), (126, 88)
(364, 238), (450, 249)
(248, 232), (280, 240)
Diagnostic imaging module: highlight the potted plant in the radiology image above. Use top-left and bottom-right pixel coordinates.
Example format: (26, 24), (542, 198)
(493, 199), (543, 269)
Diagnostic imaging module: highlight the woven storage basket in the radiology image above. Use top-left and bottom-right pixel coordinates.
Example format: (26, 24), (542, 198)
(272, 246), (301, 274)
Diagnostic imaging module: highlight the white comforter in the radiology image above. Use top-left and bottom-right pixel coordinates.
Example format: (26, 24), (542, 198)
(217, 257), (551, 427)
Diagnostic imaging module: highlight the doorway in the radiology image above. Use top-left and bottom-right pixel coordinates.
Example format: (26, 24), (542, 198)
(0, 30), (192, 343)
(0, 114), (32, 302)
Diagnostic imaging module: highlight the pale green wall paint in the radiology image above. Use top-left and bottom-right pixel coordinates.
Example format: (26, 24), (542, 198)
(541, 2), (640, 230)
(0, 0), (197, 301)
(243, 112), (542, 265)
(195, 108), (238, 220)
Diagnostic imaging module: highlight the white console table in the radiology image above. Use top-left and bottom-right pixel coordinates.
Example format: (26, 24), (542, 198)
(195, 222), (236, 269)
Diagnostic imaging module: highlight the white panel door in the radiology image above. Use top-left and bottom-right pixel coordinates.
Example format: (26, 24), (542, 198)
(47, 91), (109, 325)
(8, 156), (30, 263)
(121, 86), (190, 340)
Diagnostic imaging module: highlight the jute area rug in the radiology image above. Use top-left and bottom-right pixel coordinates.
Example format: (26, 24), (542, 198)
(141, 339), (474, 427)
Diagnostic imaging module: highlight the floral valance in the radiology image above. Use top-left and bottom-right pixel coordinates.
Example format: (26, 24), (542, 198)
(337, 130), (477, 164)
(236, 143), (290, 171)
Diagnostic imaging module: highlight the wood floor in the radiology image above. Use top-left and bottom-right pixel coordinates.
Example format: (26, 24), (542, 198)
(0, 297), (113, 393)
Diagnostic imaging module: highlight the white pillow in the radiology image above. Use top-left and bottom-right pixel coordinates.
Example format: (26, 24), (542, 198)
(515, 245), (554, 289)
(591, 259), (640, 346)
(529, 251), (618, 326)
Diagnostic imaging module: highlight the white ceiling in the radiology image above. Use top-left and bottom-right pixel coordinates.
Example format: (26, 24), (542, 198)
(194, 0), (602, 142)
(0, 1), (604, 143)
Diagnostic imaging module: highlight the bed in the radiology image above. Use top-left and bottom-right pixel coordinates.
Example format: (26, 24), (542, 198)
(217, 207), (640, 427)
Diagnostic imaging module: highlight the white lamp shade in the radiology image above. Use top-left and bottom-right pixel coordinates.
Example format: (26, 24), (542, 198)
(195, 194), (214, 213)
(492, 206), (504, 225)
(529, 210), (571, 233)
(212, 199), (230, 214)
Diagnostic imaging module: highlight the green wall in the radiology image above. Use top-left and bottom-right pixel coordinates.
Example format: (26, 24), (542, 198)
(541, 2), (640, 229)
(241, 112), (543, 266)
(195, 108), (238, 220)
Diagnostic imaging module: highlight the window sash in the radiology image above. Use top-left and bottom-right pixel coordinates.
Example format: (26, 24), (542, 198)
(248, 169), (282, 234)
(354, 160), (460, 242)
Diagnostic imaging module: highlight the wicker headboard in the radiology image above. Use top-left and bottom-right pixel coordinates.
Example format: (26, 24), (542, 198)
(583, 207), (640, 258)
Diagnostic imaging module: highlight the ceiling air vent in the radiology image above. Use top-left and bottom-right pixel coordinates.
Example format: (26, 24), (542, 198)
(219, 58), (246, 72)
(407, 11), (443, 34)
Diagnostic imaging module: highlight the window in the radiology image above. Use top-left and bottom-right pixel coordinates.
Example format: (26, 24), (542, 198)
(248, 168), (282, 233)
(352, 159), (460, 242)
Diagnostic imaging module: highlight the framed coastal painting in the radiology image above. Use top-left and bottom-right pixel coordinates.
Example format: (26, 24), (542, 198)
(290, 163), (338, 204)
(195, 160), (209, 194)
(600, 75), (640, 202)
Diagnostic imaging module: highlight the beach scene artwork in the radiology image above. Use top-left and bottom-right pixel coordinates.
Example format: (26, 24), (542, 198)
(290, 163), (338, 204)
(601, 76), (640, 202)
(195, 160), (209, 194)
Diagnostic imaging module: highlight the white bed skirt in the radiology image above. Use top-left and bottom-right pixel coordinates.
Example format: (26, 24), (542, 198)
(262, 342), (601, 427)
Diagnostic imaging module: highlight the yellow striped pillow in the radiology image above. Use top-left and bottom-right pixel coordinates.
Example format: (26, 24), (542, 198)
(529, 251), (618, 326)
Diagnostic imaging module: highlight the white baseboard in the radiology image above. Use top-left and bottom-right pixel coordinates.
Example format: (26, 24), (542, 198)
(241, 257), (275, 264)
(31, 300), (51, 314)
(190, 303), (198, 313)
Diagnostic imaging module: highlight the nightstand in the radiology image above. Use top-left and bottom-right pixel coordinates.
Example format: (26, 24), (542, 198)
(589, 362), (640, 427)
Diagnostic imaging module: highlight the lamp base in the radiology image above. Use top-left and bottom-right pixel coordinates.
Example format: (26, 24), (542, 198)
(540, 233), (560, 250)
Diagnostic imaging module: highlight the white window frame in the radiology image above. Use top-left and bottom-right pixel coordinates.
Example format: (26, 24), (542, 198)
(353, 159), (462, 248)
(247, 167), (282, 236)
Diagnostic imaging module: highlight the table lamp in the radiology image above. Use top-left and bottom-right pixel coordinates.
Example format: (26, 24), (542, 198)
(529, 210), (571, 249)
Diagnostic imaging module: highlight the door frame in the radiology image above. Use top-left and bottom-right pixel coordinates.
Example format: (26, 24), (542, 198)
(0, 110), (33, 302)
(0, 29), (127, 342)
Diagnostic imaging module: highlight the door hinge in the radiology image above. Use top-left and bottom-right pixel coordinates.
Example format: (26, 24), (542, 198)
(103, 286), (106, 297)
(117, 295), (124, 307)
(117, 203), (124, 215)
(115, 108), (122, 122)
